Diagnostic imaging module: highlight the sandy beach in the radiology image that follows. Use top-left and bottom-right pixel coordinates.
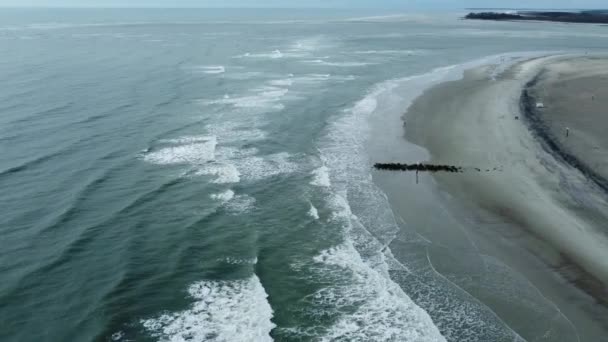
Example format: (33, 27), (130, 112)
(377, 55), (608, 341)
(524, 57), (608, 190)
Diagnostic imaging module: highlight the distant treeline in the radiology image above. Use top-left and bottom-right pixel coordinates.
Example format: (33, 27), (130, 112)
(465, 11), (608, 24)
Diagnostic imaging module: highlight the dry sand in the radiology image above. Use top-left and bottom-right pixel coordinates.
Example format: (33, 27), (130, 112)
(526, 57), (608, 187)
(399, 56), (608, 341)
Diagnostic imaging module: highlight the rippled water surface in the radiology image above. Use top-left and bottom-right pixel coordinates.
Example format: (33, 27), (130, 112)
(1, 8), (607, 342)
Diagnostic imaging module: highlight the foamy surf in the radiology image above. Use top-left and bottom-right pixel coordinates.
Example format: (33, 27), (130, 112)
(313, 242), (445, 342)
(233, 50), (306, 59)
(209, 189), (257, 214)
(298, 74), (357, 83)
(216, 257), (259, 265)
(110, 331), (124, 341)
(144, 130), (299, 184)
(303, 60), (374, 67)
(159, 136), (217, 145)
(308, 203), (320, 220)
(307, 63), (504, 340)
(7, 7), (602, 342)
(268, 79), (294, 87)
(143, 137), (217, 165)
(195, 163), (241, 184)
(210, 189), (235, 203)
(203, 86), (289, 111)
(310, 166), (331, 187)
(141, 275), (275, 342)
(197, 66), (226, 74)
(308, 54), (554, 341)
(235, 152), (299, 181)
(267, 74), (356, 88)
(290, 36), (329, 52)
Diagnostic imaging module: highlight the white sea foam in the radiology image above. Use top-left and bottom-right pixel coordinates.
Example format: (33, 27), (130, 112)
(310, 166), (331, 187)
(147, 125), (297, 185)
(236, 152), (299, 181)
(234, 49), (306, 59)
(195, 163), (241, 184)
(300, 74), (357, 83)
(308, 64), (483, 340)
(303, 60), (374, 67)
(210, 189), (235, 203)
(268, 72), (357, 87)
(268, 78), (294, 87)
(309, 55), (547, 340)
(160, 135), (215, 145)
(268, 74), (334, 87)
(216, 146), (260, 159)
(149, 128), (268, 184)
(195, 65), (226, 74)
(270, 50), (283, 59)
(306, 171), (448, 340)
(233, 36), (328, 60)
(295, 74), (330, 82)
(110, 331), (124, 341)
(170, 137), (297, 184)
(272, 74), (357, 86)
(290, 36), (327, 52)
(308, 203), (320, 220)
(312, 242), (445, 342)
(204, 87), (288, 111)
(143, 137), (217, 165)
(141, 275), (275, 342)
(217, 257), (259, 265)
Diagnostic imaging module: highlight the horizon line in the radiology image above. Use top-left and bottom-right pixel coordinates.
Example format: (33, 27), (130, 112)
(0, 6), (602, 10)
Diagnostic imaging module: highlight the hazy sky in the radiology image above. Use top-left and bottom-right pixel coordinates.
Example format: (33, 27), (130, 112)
(0, 0), (605, 9)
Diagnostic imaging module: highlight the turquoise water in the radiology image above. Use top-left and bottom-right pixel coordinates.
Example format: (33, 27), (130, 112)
(1, 9), (607, 342)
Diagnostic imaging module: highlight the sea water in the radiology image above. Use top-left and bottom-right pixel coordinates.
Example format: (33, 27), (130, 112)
(1, 8), (607, 342)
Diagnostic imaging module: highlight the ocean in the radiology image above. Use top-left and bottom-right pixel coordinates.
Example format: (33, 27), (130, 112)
(1, 8), (607, 342)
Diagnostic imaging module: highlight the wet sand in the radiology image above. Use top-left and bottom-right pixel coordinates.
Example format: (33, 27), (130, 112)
(386, 56), (608, 341)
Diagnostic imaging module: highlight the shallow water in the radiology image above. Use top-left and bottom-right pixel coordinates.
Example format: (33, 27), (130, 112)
(1, 8), (608, 342)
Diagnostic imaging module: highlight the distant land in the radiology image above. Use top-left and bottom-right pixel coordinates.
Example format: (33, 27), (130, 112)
(465, 10), (608, 24)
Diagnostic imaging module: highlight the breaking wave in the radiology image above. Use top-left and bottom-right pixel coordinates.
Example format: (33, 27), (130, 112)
(141, 275), (275, 342)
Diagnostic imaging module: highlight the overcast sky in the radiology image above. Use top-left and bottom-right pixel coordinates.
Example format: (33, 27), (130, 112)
(0, 0), (605, 9)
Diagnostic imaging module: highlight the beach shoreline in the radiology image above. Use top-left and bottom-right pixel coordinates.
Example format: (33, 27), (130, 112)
(521, 57), (608, 193)
(382, 55), (608, 341)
